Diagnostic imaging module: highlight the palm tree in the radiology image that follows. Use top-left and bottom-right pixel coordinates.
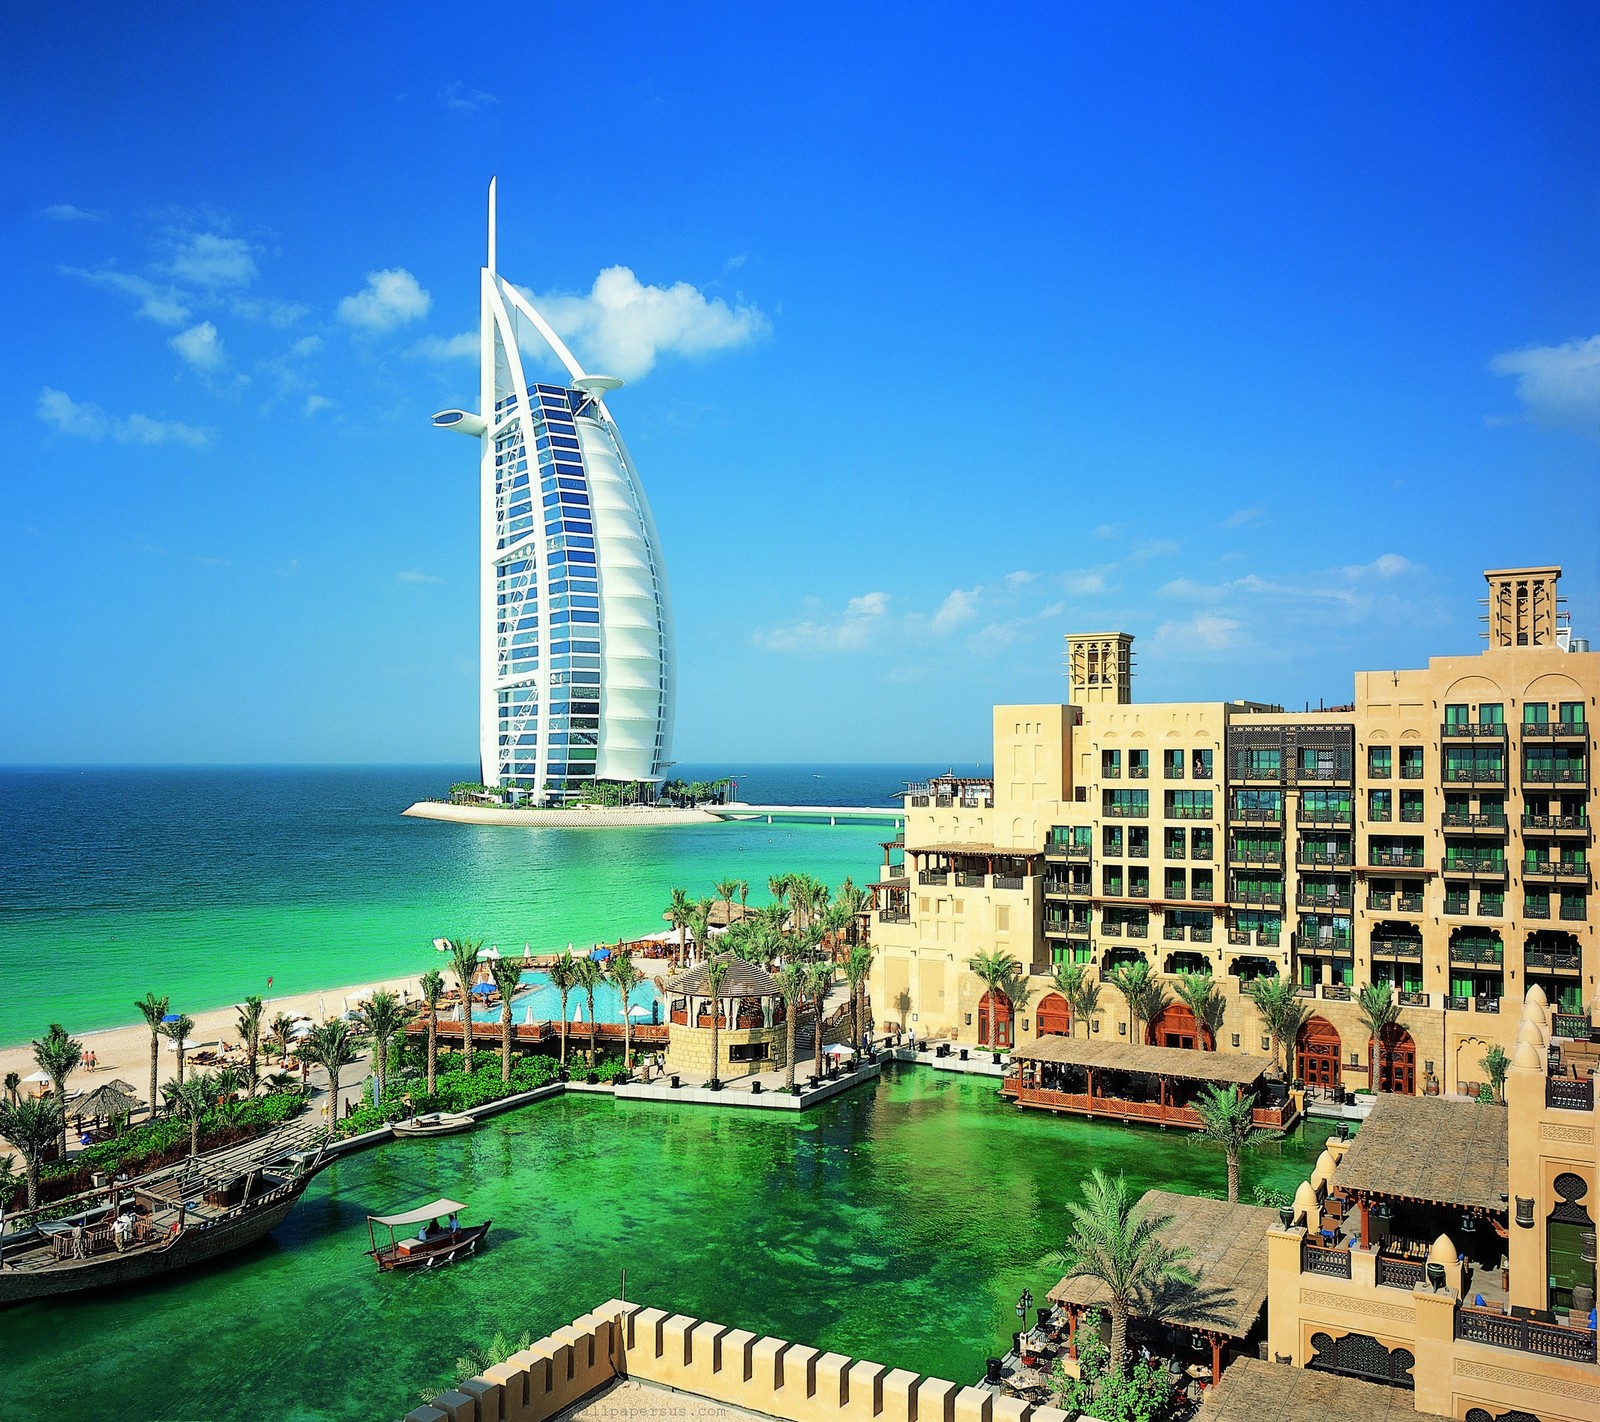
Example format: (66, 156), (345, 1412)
(420, 969), (445, 1095)
(163, 1072), (215, 1159)
(834, 879), (868, 948)
(767, 873), (792, 918)
(1052, 963), (1102, 1041)
(487, 960), (524, 1082)
(967, 948), (1024, 1047)
(777, 962), (808, 1092)
(606, 951), (646, 1072)
(808, 959), (834, 1081)
(1357, 982), (1400, 1093)
(1242, 975), (1309, 1079)
(447, 938), (483, 1073)
(301, 1019), (365, 1127)
(573, 955), (604, 1067)
(548, 950), (581, 1070)
(32, 1024), (82, 1156)
(665, 888), (692, 964)
(843, 942), (876, 1047)
(1191, 1084), (1273, 1203)
(161, 1013), (196, 1085)
(236, 995), (265, 1093)
(358, 990), (409, 1103)
(1172, 971), (1224, 1051)
(134, 993), (169, 1120)
(1105, 961), (1164, 1044)
(1054, 1168), (1196, 1377)
(702, 954), (732, 1089)
(3, 1072), (19, 1106)
(269, 1011), (296, 1066)
(714, 878), (741, 929)
(1481, 1044), (1511, 1105)
(735, 879), (750, 919)
(0, 1098), (65, 1209)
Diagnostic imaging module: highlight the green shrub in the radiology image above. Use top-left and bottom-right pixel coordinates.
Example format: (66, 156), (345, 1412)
(593, 1058), (628, 1083)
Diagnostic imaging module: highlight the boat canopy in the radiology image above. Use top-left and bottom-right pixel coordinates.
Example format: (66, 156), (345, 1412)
(370, 1199), (468, 1228)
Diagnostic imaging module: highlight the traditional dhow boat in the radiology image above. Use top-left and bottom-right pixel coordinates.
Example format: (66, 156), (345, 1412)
(0, 1120), (329, 1305)
(390, 1111), (476, 1138)
(366, 1199), (490, 1271)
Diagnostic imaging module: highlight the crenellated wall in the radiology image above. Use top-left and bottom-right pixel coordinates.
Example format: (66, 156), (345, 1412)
(400, 1300), (1100, 1422)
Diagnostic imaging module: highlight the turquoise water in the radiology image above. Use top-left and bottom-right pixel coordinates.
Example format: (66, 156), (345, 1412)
(0, 1068), (1335, 1422)
(0, 765), (921, 1044)
(469, 969), (665, 1026)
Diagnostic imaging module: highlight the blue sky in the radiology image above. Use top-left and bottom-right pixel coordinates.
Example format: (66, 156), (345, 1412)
(4, 4), (1598, 765)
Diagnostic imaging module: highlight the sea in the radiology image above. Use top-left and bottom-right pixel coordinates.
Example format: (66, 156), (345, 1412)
(0, 763), (985, 1045)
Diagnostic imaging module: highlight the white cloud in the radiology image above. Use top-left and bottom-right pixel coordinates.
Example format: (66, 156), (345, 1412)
(303, 394), (333, 416)
(1061, 569), (1109, 596)
(61, 267), (191, 325)
(756, 591), (890, 651)
(42, 203), (104, 222)
(288, 335), (322, 357)
(1344, 553), (1417, 580)
(338, 268), (432, 332)
(1004, 570), (1035, 588)
(162, 231), (259, 288)
(930, 586), (982, 635)
(1221, 506), (1266, 529)
(1152, 614), (1243, 651)
(229, 295), (309, 327)
(1490, 334), (1600, 435)
(37, 388), (208, 447)
(170, 321), (226, 373)
(1093, 523), (1120, 540)
(530, 265), (768, 380)
(410, 330), (478, 361)
(396, 569), (442, 584)
(441, 83), (497, 111)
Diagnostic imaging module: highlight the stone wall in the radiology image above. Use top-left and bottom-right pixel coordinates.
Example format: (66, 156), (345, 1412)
(665, 1024), (785, 1080)
(402, 1300), (1100, 1422)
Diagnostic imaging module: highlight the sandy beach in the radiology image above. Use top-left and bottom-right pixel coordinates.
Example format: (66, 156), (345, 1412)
(403, 801), (719, 827)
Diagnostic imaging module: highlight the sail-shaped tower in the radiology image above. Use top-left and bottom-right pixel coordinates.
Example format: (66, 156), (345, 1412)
(433, 180), (675, 803)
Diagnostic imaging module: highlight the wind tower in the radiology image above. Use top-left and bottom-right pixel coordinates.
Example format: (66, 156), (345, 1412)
(1064, 631), (1135, 704)
(431, 179), (676, 804)
(1483, 566), (1568, 649)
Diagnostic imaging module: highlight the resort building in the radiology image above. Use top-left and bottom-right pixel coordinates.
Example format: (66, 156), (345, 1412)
(433, 179), (675, 804)
(868, 565), (1598, 1086)
(1264, 986), (1597, 1419)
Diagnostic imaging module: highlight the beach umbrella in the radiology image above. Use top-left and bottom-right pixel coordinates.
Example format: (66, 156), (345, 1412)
(289, 1022), (315, 1038)
(628, 1004), (652, 1020)
(825, 1044), (856, 1060)
(523, 1007), (535, 1026)
(572, 1001), (585, 1022)
(165, 1038), (200, 1052)
(433, 937), (450, 952)
(75, 1082), (143, 1121)
(471, 982), (496, 996)
(161, 1013), (181, 1024)
(590, 947), (611, 960)
(485, 945), (501, 961)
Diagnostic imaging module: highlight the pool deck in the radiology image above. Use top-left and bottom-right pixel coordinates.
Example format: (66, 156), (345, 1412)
(610, 1061), (882, 1111)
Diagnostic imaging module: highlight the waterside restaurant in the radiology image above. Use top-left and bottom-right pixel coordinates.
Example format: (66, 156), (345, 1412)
(1001, 1037), (1299, 1130)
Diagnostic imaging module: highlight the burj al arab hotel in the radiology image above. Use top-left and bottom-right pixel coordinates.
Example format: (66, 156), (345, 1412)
(432, 180), (675, 804)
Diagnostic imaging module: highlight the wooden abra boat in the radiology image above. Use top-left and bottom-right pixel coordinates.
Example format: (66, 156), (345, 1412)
(391, 1111), (476, 1138)
(0, 1121), (328, 1306)
(366, 1199), (490, 1271)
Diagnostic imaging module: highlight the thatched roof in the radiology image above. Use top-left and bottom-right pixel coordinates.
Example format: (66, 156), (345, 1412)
(1010, 1036), (1269, 1086)
(1196, 1357), (1451, 1422)
(73, 1082), (144, 1118)
(663, 954), (781, 999)
(1048, 1190), (1277, 1340)
(659, 902), (755, 929)
(1333, 1095), (1508, 1212)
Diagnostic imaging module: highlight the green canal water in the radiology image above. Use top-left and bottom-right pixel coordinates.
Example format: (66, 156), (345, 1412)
(0, 1069), (1335, 1422)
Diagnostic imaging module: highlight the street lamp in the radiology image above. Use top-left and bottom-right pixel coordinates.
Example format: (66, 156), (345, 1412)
(1016, 1287), (1034, 1332)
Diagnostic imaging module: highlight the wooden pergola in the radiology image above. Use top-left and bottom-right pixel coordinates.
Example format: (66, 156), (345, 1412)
(1049, 1190), (1279, 1387)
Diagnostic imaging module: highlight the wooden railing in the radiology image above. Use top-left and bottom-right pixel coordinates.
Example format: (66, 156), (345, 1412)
(1455, 1306), (1597, 1364)
(1301, 1240), (1351, 1279)
(1001, 1081), (1286, 1130)
(1547, 1077), (1595, 1112)
(1376, 1255), (1425, 1290)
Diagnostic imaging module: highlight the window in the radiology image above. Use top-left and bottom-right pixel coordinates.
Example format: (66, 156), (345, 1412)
(1164, 868), (1186, 899)
(1101, 749), (1121, 779)
(1231, 789), (1283, 821)
(1102, 825), (1123, 856)
(1165, 828), (1186, 859)
(1369, 789), (1392, 822)
(1243, 747), (1281, 778)
(1398, 747), (1423, 779)
(1192, 749), (1214, 779)
(1103, 866), (1123, 897)
(1128, 868), (1150, 898)
(1480, 703), (1504, 726)
(1127, 826), (1150, 858)
(1192, 869), (1214, 900)
(1192, 828), (1214, 858)
(1560, 701), (1586, 726)
(1368, 746), (1392, 778)
(1103, 790), (1148, 818)
(1165, 790), (1213, 820)
(1444, 704), (1469, 726)
(1164, 749), (1184, 779)
(1524, 703), (1550, 726)
(1129, 749), (1150, 779)
(1399, 790), (1424, 823)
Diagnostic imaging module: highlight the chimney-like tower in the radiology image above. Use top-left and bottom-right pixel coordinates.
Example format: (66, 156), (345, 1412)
(1484, 566), (1565, 648)
(1065, 631), (1134, 704)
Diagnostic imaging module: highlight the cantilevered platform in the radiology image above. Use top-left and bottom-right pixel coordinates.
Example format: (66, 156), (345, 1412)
(703, 803), (905, 827)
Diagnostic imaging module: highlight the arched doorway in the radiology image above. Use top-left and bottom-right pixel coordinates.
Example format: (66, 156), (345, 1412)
(1372, 1024), (1416, 1095)
(1147, 1002), (1211, 1051)
(1297, 1017), (1342, 1090)
(978, 990), (1013, 1048)
(1036, 992), (1071, 1038)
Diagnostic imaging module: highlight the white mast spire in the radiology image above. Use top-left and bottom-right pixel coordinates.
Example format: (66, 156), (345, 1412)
(487, 175), (497, 274)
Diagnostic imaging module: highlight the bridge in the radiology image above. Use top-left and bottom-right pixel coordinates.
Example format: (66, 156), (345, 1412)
(704, 803), (905, 828)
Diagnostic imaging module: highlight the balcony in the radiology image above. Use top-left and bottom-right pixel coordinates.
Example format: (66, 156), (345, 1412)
(1166, 805), (1213, 821)
(1297, 807), (1354, 828)
(1525, 948), (1582, 973)
(1100, 920), (1123, 938)
(1228, 842), (1284, 866)
(1522, 720), (1589, 741)
(1129, 765), (1149, 780)
(1043, 880), (1073, 899)
(1524, 765), (1588, 785)
(1443, 894), (1470, 915)
(1560, 900), (1589, 921)
(1230, 806), (1284, 825)
(1301, 1240), (1352, 1279)
(1440, 721), (1508, 741)
(1455, 1304), (1596, 1364)
(1446, 995), (1470, 1012)
(1371, 939), (1422, 960)
(919, 871), (949, 886)
(1450, 943), (1504, 966)
(1547, 1077), (1596, 1112)
(955, 871), (984, 888)
(1369, 849), (1426, 870)
(1045, 840), (1092, 861)
(1229, 886), (1285, 907)
(1475, 997), (1502, 1014)
(1376, 1255), (1426, 1291)
(1442, 810), (1508, 832)
(1103, 804), (1148, 819)
(1398, 990), (1429, 1007)
(1321, 982), (1352, 1001)
(1292, 934), (1353, 957)
(1399, 806), (1425, 823)
(1553, 1011), (1594, 1038)
(1522, 812), (1589, 833)
(877, 911), (910, 924)
(1297, 848), (1354, 868)
(1443, 855), (1508, 878)
(1523, 860), (1589, 884)
(1524, 900), (1552, 919)
(1442, 766), (1506, 786)
(1399, 764), (1425, 780)
(993, 873), (1025, 890)
(1298, 890), (1353, 911)
(1396, 891), (1423, 912)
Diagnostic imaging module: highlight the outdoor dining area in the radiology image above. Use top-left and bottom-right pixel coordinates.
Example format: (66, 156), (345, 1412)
(1002, 1037), (1298, 1131)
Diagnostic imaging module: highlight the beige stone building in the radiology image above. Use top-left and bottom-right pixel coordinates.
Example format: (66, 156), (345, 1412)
(868, 566), (1597, 1088)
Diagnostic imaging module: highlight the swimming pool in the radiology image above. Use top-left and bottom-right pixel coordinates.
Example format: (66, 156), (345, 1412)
(469, 967), (665, 1025)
